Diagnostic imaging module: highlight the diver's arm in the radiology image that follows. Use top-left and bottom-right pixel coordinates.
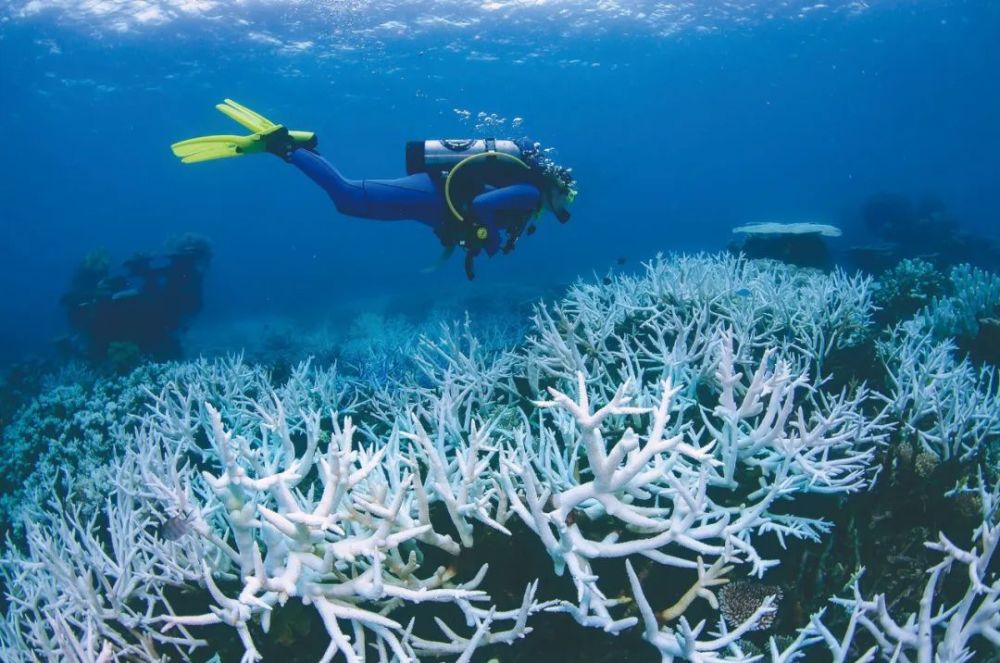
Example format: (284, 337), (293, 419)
(289, 149), (443, 224)
(471, 184), (541, 255)
(472, 183), (541, 214)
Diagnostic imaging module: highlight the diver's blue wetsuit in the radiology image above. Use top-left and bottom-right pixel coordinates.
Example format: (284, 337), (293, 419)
(290, 149), (541, 258)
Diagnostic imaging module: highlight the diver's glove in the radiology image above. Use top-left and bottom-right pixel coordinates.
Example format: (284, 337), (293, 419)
(171, 99), (317, 164)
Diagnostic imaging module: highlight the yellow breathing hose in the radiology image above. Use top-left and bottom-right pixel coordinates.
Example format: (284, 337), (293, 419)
(444, 151), (531, 222)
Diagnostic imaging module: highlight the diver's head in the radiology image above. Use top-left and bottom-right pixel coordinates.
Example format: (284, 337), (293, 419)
(516, 137), (577, 223)
(543, 175), (575, 223)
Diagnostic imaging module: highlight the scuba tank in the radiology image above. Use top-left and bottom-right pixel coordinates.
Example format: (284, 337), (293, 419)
(405, 138), (524, 176)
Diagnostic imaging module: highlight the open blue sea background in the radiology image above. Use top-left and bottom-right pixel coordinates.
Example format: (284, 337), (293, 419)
(1, 0), (998, 363)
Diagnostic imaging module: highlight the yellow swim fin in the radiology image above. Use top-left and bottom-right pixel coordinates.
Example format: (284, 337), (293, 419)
(170, 100), (317, 164)
(170, 134), (256, 164)
(214, 98), (277, 133)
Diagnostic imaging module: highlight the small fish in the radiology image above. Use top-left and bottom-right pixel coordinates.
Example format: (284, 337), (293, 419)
(110, 288), (140, 301)
(734, 288), (752, 298)
(616, 256), (627, 266)
(160, 512), (193, 541)
(602, 277), (612, 286)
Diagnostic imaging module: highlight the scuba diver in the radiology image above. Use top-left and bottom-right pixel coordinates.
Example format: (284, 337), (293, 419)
(171, 99), (576, 280)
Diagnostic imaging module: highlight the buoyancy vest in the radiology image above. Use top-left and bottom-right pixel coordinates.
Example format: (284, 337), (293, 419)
(407, 139), (542, 248)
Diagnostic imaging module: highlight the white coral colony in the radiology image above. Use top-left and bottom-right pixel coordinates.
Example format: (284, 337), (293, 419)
(2, 253), (998, 662)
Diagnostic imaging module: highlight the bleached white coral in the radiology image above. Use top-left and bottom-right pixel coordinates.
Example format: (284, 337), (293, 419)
(803, 470), (1000, 662)
(915, 263), (1000, 339)
(0, 358), (541, 662)
(499, 324), (884, 636)
(879, 320), (1000, 462)
(525, 254), (875, 403)
(4, 252), (996, 662)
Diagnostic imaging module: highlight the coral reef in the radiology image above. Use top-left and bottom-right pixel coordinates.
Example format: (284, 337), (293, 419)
(60, 235), (213, 363)
(729, 222), (841, 270)
(0, 362), (170, 538)
(856, 193), (1000, 272)
(872, 258), (948, 326)
(879, 320), (1000, 463)
(185, 305), (527, 387)
(806, 470), (1000, 662)
(914, 264), (1000, 341)
(1, 252), (998, 662)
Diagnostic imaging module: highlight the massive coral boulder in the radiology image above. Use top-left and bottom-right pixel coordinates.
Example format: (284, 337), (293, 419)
(730, 222), (842, 270)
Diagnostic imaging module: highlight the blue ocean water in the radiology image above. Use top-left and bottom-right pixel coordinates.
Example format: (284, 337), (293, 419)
(1, 0), (998, 362)
(5, 5), (1000, 661)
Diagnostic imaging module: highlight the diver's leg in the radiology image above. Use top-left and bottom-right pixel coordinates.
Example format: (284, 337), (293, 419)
(289, 149), (444, 225)
(361, 177), (444, 224)
(289, 149), (369, 217)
